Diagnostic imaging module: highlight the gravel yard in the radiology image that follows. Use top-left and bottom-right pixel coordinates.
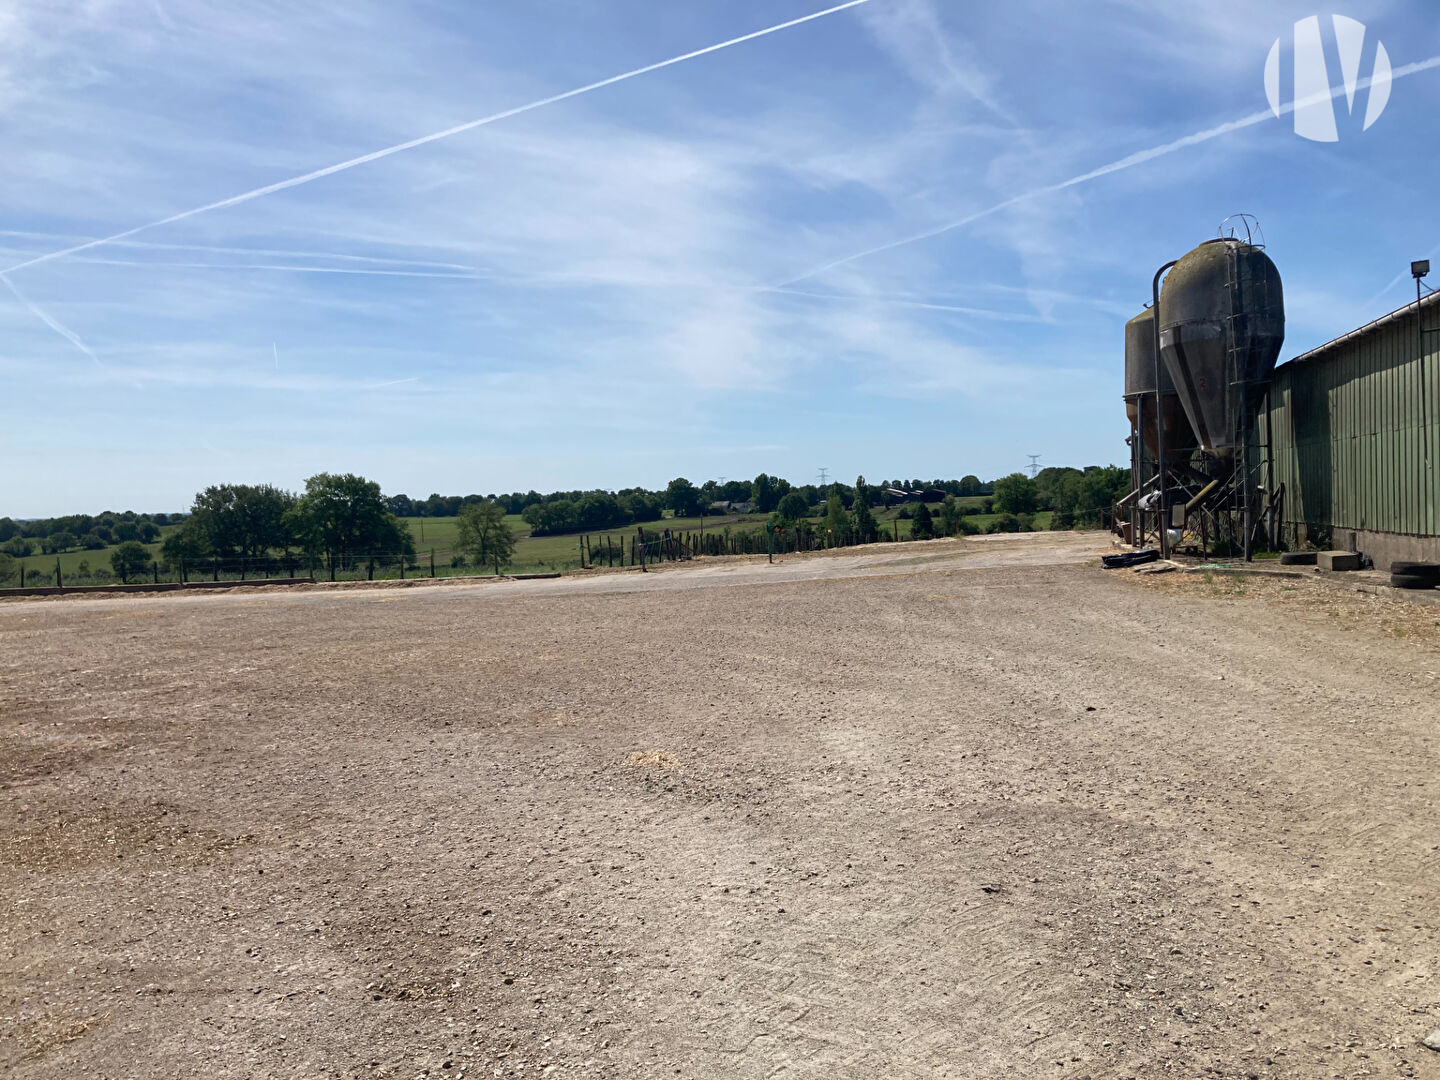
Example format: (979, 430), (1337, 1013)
(3, 532), (1439, 1079)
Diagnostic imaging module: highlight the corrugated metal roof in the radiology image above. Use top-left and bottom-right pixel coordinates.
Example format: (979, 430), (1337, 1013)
(1283, 288), (1440, 368)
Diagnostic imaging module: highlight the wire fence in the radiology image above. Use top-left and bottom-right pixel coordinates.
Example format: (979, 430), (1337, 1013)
(579, 519), (915, 569)
(1, 512), (1079, 592)
(3, 547), (537, 590)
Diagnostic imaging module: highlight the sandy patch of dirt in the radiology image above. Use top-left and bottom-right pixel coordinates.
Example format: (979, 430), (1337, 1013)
(0, 1008), (108, 1068)
(1138, 568), (1440, 654)
(625, 751), (682, 769)
(4, 534), (1440, 1078)
(1, 801), (253, 870)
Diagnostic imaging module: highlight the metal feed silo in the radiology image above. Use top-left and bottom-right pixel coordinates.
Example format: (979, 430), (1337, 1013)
(1157, 238), (1284, 456)
(1124, 306), (1196, 467)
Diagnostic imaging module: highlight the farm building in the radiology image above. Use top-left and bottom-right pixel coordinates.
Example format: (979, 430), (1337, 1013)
(1124, 237), (1439, 572)
(1260, 288), (1439, 570)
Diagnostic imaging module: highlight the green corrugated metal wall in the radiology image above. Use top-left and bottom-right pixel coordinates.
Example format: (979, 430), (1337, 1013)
(1262, 301), (1439, 539)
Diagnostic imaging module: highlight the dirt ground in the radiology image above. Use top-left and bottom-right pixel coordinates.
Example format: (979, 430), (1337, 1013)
(3, 531), (1440, 1080)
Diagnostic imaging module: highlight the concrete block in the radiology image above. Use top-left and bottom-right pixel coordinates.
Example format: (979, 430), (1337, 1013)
(1317, 550), (1361, 572)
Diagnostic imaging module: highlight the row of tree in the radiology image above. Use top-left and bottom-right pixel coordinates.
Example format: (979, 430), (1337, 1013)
(521, 491), (664, 536)
(159, 475), (416, 571)
(383, 474), (995, 520)
(757, 469), (1129, 540)
(153, 474), (528, 575)
(0, 513), (170, 557)
(0, 484), (523, 584)
(0, 509), (179, 543)
(1002, 466), (1130, 529)
(3, 467), (1128, 572)
(513, 473), (1011, 534)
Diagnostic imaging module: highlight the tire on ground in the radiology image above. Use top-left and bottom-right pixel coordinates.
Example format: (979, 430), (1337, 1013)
(1390, 573), (1437, 590)
(1389, 561), (1440, 579)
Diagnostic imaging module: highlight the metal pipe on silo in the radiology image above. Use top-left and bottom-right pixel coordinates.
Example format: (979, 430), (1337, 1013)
(1231, 241), (1252, 562)
(1152, 259), (1178, 559)
(1159, 235), (1285, 560)
(1125, 305), (1197, 549)
(1264, 386), (1276, 549)
(1129, 397), (1140, 544)
(1416, 263), (1432, 480)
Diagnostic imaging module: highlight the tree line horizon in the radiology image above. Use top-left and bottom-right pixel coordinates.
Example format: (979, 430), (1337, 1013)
(0, 466), (1127, 583)
(1, 467), (1125, 544)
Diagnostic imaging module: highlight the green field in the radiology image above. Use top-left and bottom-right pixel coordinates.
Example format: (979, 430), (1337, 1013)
(3, 512), (779, 585)
(401, 511), (776, 574)
(3, 504), (1049, 588)
(5, 531), (175, 585)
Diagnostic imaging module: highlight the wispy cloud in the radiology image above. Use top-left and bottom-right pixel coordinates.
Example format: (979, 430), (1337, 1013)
(1, 0), (875, 275)
(149, 0), (177, 33)
(0, 271), (103, 367)
(762, 286), (1049, 323)
(781, 51), (1440, 285)
(3, 1), (1436, 515)
(0, 229), (480, 271)
(1365, 242), (1440, 308)
(73, 256), (489, 280)
(859, 0), (1019, 125)
(363, 376), (420, 390)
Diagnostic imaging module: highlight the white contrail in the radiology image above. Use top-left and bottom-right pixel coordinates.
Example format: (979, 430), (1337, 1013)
(1366, 241), (1440, 307)
(84, 252), (1042, 318)
(273, 342), (279, 370)
(365, 376), (420, 389)
(0, 273), (104, 366)
(118, 239), (478, 271)
(63, 251), (1041, 319)
(1, 0), (873, 276)
(74, 256), (488, 280)
(150, 0), (176, 32)
(0, 229), (480, 271)
(781, 52), (1440, 285)
(761, 285), (1047, 321)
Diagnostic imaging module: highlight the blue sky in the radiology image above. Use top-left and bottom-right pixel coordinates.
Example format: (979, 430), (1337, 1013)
(3, 0), (1438, 516)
